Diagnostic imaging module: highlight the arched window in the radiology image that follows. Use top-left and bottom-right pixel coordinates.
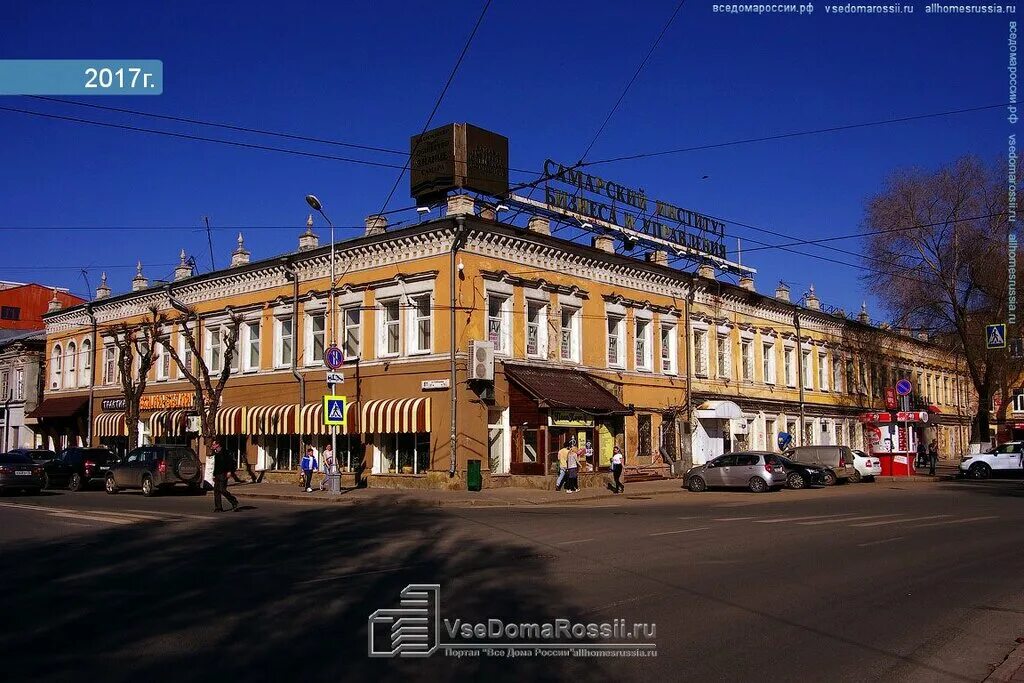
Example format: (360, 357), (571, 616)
(51, 344), (62, 389)
(65, 342), (77, 389)
(80, 339), (92, 386)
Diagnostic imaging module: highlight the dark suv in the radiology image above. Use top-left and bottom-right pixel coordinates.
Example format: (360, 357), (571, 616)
(43, 447), (119, 491)
(105, 445), (203, 497)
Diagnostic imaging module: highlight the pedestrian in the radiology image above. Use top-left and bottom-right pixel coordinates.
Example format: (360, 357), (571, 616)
(300, 445), (318, 493)
(228, 444), (259, 484)
(565, 446), (580, 494)
(610, 444), (625, 494)
(916, 440), (927, 469)
(555, 440), (570, 490)
(928, 439), (938, 476)
(211, 440), (239, 513)
(319, 443), (336, 491)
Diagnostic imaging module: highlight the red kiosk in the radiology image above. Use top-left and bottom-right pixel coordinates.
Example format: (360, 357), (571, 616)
(860, 410), (929, 475)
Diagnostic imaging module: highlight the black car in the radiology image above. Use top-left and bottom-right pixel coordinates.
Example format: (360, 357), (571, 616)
(42, 447), (119, 491)
(0, 452), (45, 494)
(106, 445), (203, 497)
(7, 448), (57, 464)
(770, 454), (827, 490)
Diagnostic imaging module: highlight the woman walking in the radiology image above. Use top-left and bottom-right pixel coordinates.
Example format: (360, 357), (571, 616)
(610, 445), (625, 494)
(565, 446), (580, 494)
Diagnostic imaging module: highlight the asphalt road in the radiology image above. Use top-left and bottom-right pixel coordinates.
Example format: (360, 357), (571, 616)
(2, 479), (1024, 682)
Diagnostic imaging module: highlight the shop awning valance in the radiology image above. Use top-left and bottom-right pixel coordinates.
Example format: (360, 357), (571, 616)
(27, 396), (88, 419)
(695, 400), (745, 420)
(504, 364), (630, 416)
(361, 398), (431, 434)
(300, 401), (358, 436)
(246, 404), (297, 435)
(150, 410), (189, 438)
(215, 406), (245, 435)
(94, 412), (128, 437)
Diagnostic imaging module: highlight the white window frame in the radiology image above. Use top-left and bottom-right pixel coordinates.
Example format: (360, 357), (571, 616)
(486, 292), (511, 356)
(155, 334), (169, 381)
(661, 323), (677, 375)
(64, 341), (77, 389)
(833, 354), (844, 394)
(176, 332), (193, 379)
(692, 322), (709, 378)
(242, 319), (261, 373)
(342, 305), (362, 360)
(559, 305), (581, 363)
(377, 298), (401, 358)
(79, 339), (92, 387)
(635, 314), (653, 372)
(304, 309), (326, 367)
(818, 350), (829, 391)
(274, 316), (294, 369)
(103, 344), (116, 385)
(607, 314), (625, 368)
(740, 335), (754, 382)
(802, 349), (813, 390)
(408, 293), (433, 355)
(525, 298), (548, 359)
(50, 343), (62, 389)
(762, 339), (776, 385)
(14, 367), (23, 401)
(784, 343), (796, 388)
(716, 330), (732, 380)
(206, 327), (223, 374)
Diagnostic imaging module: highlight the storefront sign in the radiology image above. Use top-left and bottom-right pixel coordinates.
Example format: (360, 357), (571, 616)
(101, 392), (194, 412)
(859, 412), (892, 424)
(409, 123), (509, 203)
(885, 387), (897, 410)
(896, 411), (928, 422)
(421, 379), (450, 390)
(549, 410), (595, 427)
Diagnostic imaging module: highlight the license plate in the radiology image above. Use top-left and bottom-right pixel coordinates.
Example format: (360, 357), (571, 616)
(99, 466), (109, 470)
(15, 470), (31, 476)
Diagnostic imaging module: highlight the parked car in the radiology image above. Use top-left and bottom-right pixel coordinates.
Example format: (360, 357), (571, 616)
(0, 452), (45, 494)
(769, 454), (826, 490)
(105, 445), (203, 496)
(685, 451), (788, 493)
(42, 447), (119, 491)
(783, 445), (858, 485)
(850, 449), (882, 482)
(959, 442), (1023, 479)
(7, 448), (57, 463)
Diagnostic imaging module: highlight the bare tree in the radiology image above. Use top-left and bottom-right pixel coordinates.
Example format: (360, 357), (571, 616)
(110, 314), (162, 449)
(862, 155), (1016, 442)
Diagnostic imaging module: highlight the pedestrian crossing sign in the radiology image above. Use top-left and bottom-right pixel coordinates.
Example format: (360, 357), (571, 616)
(986, 324), (1007, 349)
(323, 395), (347, 427)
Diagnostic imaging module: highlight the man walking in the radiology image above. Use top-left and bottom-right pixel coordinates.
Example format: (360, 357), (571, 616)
(300, 445), (318, 493)
(211, 440), (239, 513)
(928, 439), (938, 476)
(915, 439), (928, 470)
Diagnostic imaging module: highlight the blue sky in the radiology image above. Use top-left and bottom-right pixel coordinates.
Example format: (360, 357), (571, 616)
(0, 1), (1012, 320)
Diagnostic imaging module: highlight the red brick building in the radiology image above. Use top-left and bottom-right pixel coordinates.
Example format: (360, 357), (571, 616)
(0, 282), (84, 331)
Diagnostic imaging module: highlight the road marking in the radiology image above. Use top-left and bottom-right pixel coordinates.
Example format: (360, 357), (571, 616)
(648, 527), (711, 537)
(798, 515), (899, 526)
(754, 514), (857, 524)
(713, 516), (756, 521)
(0, 501), (213, 523)
(46, 511), (134, 525)
(676, 516), (700, 520)
(114, 509), (216, 521)
(850, 515), (950, 527)
(857, 536), (905, 547)
(907, 516), (998, 528)
(556, 538), (595, 545)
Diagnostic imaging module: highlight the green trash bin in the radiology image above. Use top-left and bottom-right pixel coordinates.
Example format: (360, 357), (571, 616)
(467, 459), (482, 492)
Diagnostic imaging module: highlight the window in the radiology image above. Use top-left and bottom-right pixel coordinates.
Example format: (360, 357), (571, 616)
(379, 300), (400, 357)
(803, 421), (815, 446)
(740, 339), (753, 381)
(0, 371), (8, 400)
(51, 344), (63, 389)
(607, 315), (624, 367)
(661, 325), (677, 375)
(379, 433), (431, 474)
(487, 409), (508, 474)
(637, 414), (652, 458)
(243, 321), (261, 372)
(635, 318), (652, 371)
(944, 377), (951, 405)
(766, 419), (776, 449)
(103, 344), (116, 384)
(343, 307), (361, 359)
(275, 317), (293, 368)
(693, 329), (709, 377)
(859, 361), (868, 394)
(486, 294), (510, 355)
(305, 312), (325, 366)
(526, 300), (547, 358)
(409, 294), (432, 354)
(15, 368), (23, 400)
(207, 328), (222, 373)
(0, 306), (20, 321)
(65, 342), (77, 389)
(846, 359), (855, 394)
(818, 352), (829, 391)
(716, 333), (731, 379)
(560, 306), (580, 362)
(177, 333), (193, 378)
(833, 357), (844, 394)
(801, 349), (812, 390)
(784, 346), (795, 387)
(80, 339), (92, 387)
(155, 337), (169, 380)
(762, 341), (776, 385)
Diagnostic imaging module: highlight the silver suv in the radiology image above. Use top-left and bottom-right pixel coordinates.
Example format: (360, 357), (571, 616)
(105, 445), (203, 497)
(783, 446), (858, 485)
(685, 451), (787, 493)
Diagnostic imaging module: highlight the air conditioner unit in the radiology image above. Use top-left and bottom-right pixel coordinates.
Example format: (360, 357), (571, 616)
(468, 340), (495, 381)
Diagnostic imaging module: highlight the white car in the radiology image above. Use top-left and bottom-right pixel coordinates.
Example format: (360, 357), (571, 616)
(959, 442), (1024, 479)
(851, 449), (882, 482)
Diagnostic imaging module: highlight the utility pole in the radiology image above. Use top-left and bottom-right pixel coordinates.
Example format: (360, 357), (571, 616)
(203, 216), (215, 271)
(795, 310), (806, 445)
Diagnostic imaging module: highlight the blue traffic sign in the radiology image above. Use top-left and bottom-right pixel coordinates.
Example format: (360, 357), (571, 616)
(777, 432), (792, 450)
(323, 395), (347, 427)
(325, 344), (344, 370)
(895, 379), (912, 396)
(987, 323), (1007, 349)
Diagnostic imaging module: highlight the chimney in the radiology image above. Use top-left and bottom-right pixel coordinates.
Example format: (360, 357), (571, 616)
(697, 263), (716, 280)
(299, 214), (320, 251)
(446, 194), (475, 217)
(174, 249), (194, 281)
(917, 330), (929, 341)
(47, 288), (62, 313)
(95, 272), (111, 300)
(527, 216), (550, 235)
(132, 261), (148, 292)
(479, 204), (496, 221)
(230, 233), (251, 267)
(739, 274), (755, 291)
(804, 284), (820, 310)
(857, 302), (870, 324)
(775, 282), (791, 302)
(592, 234), (615, 254)
(365, 214), (388, 236)
(645, 250), (669, 266)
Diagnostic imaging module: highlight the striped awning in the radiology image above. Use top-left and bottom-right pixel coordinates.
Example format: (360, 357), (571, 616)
(300, 401), (358, 436)
(246, 404), (298, 435)
(150, 410), (189, 438)
(95, 413), (128, 437)
(215, 406), (245, 435)
(361, 398), (431, 434)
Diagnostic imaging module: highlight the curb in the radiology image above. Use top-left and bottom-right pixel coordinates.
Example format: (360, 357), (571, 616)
(986, 639), (1024, 682)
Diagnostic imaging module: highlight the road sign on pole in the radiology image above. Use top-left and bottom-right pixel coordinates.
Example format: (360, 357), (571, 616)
(325, 344), (344, 370)
(895, 379), (913, 396)
(323, 395), (347, 427)
(987, 324), (1007, 349)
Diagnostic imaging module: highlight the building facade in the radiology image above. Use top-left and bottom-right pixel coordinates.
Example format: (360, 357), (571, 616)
(0, 330), (45, 451)
(39, 197), (974, 486)
(0, 282), (83, 331)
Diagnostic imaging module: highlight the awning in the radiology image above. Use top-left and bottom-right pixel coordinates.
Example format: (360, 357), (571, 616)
(695, 400), (745, 420)
(503, 364), (630, 415)
(246, 404), (297, 435)
(215, 406), (245, 435)
(361, 398), (431, 434)
(300, 401), (359, 436)
(27, 396), (88, 419)
(94, 413), (128, 437)
(927, 404), (942, 414)
(150, 410), (189, 438)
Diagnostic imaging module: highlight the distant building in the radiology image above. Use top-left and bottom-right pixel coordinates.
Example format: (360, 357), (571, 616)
(0, 282), (84, 331)
(0, 329), (45, 451)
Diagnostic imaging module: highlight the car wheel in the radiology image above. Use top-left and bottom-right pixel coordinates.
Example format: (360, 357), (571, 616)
(68, 472), (83, 492)
(105, 474), (119, 494)
(41, 472), (50, 490)
(141, 475), (156, 497)
(748, 477), (768, 493)
(850, 470), (863, 483)
(687, 476), (707, 492)
(787, 472), (806, 489)
(969, 463), (991, 480)
(823, 470), (837, 486)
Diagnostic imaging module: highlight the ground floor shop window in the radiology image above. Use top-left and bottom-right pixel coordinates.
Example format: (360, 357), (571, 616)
(637, 414), (652, 460)
(377, 433), (430, 474)
(487, 408), (509, 474)
(256, 435), (301, 471)
(307, 435), (364, 472)
(99, 436), (129, 459)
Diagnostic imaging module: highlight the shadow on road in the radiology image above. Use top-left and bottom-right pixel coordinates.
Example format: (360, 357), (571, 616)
(1, 501), (612, 683)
